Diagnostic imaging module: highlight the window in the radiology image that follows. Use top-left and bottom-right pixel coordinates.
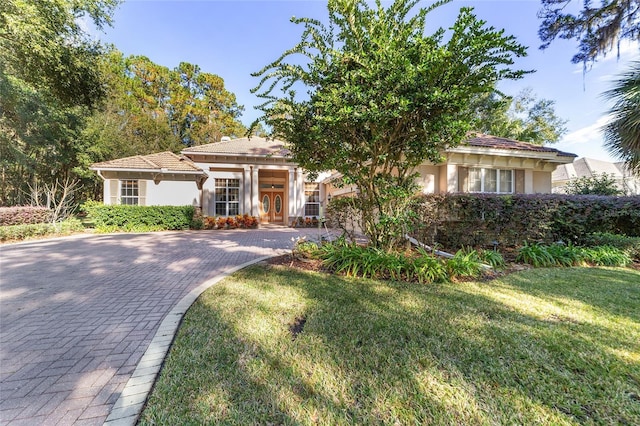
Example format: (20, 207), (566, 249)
(120, 180), (139, 205)
(468, 168), (513, 193)
(214, 178), (240, 216)
(304, 183), (320, 217)
(274, 194), (282, 214)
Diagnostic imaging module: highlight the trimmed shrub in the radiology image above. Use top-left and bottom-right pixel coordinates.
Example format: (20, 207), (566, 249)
(83, 202), (196, 232)
(0, 206), (52, 226)
(0, 219), (84, 242)
(412, 193), (640, 249)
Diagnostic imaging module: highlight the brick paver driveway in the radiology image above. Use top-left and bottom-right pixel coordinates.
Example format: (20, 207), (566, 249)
(0, 228), (323, 425)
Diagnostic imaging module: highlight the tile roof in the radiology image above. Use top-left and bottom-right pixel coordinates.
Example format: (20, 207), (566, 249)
(463, 133), (577, 157)
(91, 151), (204, 172)
(182, 137), (290, 157)
(554, 157), (632, 180)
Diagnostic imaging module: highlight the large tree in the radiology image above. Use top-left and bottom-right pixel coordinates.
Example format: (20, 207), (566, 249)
(78, 50), (247, 198)
(0, 0), (120, 107)
(0, 0), (120, 205)
(83, 50), (246, 158)
(253, 0), (528, 249)
(0, 74), (88, 205)
(602, 61), (640, 174)
(470, 88), (567, 145)
(538, 0), (639, 67)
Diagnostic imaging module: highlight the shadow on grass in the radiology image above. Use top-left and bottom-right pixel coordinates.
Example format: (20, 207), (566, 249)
(142, 264), (640, 425)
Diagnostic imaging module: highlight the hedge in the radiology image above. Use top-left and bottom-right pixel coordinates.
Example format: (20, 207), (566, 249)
(410, 193), (640, 249)
(0, 219), (84, 242)
(83, 202), (197, 232)
(0, 206), (52, 226)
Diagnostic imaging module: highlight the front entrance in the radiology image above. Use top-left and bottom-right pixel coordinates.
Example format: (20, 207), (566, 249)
(259, 191), (285, 224)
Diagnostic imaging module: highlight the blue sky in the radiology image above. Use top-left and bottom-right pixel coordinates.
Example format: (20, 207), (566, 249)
(98, 0), (639, 161)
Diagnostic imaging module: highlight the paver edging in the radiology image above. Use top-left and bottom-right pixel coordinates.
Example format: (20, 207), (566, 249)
(103, 254), (279, 426)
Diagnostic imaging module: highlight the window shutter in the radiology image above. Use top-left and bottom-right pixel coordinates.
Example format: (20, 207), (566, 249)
(515, 170), (525, 194)
(109, 180), (118, 205)
(458, 166), (468, 192)
(138, 180), (147, 206)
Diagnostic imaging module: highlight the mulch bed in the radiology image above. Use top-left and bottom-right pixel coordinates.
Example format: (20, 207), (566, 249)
(266, 254), (325, 272)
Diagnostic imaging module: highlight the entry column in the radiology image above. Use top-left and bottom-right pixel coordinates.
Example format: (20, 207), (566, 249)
(288, 169), (296, 221)
(243, 167), (251, 215)
(251, 167), (259, 217)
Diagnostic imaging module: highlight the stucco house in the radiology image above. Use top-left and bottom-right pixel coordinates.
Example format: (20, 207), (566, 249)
(552, 157), (640, 195)
(91, 134), (576, 225)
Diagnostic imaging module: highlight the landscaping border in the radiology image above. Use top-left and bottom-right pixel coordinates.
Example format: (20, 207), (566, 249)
(103, 254), (279, 426)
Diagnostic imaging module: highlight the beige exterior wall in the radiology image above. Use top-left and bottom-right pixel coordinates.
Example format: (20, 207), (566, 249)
(440, 151), (563, 194)
(532, 171), (552, 193)
(414, 165), (440, 194)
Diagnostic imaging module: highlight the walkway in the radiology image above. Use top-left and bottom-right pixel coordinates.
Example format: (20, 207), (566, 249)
(0, 228), (324, 425)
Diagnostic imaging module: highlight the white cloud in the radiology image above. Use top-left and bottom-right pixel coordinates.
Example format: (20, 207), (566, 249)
(560, 115), (611, 146)
(556, 116), (621, 161)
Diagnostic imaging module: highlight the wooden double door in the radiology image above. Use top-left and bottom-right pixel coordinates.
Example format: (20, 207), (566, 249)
(259, 191), (285, 224)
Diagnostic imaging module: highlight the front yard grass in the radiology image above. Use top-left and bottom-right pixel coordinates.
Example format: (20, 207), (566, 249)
(140, 266), (640, 425)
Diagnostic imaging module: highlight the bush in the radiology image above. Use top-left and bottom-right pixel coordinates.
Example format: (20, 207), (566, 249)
(445, 249), (484, 278)
(581, 232), (640, 261)
(202, 215), (259, 230)
(0, 218), (84, 242)
(412, 193), (640, 249)
(325, 197), (362, 240)
(516, 242), (631, 268)
(580, 246), (632, 267)
(564, 173), (621, 195)
(82, 202), (196, 232)
(0, 206), (52, 226)
(314, 240), (479, 283)
(477, 249), (506, 269)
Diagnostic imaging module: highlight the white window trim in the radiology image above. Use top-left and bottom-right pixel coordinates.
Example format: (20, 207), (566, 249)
(304, 183), (321, 217)
(213, 178), (240, 217)
(119, 179), (139, 205)
(468, 168), (514, 194)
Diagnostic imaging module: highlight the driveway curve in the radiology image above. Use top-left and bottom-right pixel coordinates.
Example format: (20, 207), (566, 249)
(0, 228), (321, 425)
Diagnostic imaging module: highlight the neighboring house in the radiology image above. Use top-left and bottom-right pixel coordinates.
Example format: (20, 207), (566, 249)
(91, 134), (576, 225)
(552, 157), (640, 195)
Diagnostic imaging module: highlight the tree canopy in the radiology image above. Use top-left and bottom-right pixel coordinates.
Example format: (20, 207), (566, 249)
(82, 50), (246, 163)
(470, 88), (567, 145)
(0, 0), (121, 205)
(538, 0), (639, 66)
(253, 0), (528, 248)
(0, 0), (121, 107)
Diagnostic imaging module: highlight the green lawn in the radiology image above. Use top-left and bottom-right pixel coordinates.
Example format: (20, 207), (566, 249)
(140, 265), (640, 425)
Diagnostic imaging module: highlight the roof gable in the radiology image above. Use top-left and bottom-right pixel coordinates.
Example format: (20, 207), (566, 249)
(462, 133), (577, 157)
(182, 137), (290, 157)
(91, 151), (203, 172)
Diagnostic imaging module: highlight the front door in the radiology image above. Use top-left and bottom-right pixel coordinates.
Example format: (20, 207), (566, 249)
(259, 191), (285, 224)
